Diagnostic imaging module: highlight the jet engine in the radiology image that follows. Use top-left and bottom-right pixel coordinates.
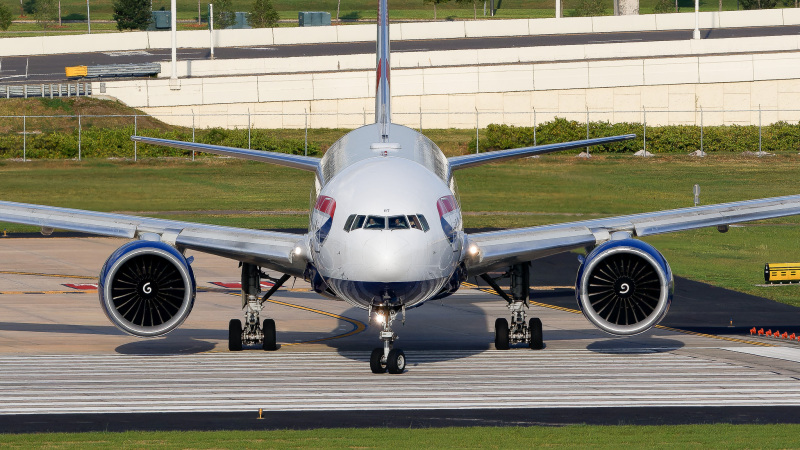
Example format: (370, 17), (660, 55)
(99, 240), (196, 337)
(576, 237), (673, 336)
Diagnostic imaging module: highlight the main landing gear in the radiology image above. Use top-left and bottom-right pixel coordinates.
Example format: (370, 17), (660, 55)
(369, 304), (406, 374)
(228, 263), (290, 352)
(480, 262), (544, 350)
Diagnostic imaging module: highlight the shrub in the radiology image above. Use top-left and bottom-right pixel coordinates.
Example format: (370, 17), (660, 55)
(0, 3), (13, 31)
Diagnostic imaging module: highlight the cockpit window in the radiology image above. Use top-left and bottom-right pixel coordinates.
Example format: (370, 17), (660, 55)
(408, 215), (421, 230)
(416, 214), (430, 232)
(388, 215), (409, 229)
(343, 214), (356, 232)
(352, 215), (366, 230)
(364, 216), (386, 229)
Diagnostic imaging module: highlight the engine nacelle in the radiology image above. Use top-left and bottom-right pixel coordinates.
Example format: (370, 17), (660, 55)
(576, 238), (673, 336)
(99, 240), (196, 337)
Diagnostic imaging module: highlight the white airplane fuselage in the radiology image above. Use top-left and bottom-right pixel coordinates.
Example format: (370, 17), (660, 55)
(307, 123), (466, 311)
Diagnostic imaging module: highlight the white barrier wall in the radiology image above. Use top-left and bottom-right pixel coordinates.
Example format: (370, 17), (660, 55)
(128, 78), (800, 130)
(4, 9), (800, 57)
(157, 34), (800, 79)
(97, 46), (800, 129)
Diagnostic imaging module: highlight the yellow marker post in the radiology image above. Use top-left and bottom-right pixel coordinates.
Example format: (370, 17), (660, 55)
(257, 408), (263, 419)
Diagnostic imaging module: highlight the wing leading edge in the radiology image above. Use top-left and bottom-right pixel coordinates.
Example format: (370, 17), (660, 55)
(448, 134), (636, 172)
(131, 136), (321, 173)
(464, 193), (800, 275)
(0, 200), (308, 276)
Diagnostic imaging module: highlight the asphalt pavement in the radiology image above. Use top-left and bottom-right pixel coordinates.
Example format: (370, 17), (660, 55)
(1, 24), (800, 84)
(1, 235), (799, 432)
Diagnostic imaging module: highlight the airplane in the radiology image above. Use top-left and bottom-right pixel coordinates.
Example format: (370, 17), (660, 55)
(2, 0), (800, 375)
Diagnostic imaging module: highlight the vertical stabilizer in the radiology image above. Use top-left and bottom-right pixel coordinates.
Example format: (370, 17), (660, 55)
(376, 0), (391, 142)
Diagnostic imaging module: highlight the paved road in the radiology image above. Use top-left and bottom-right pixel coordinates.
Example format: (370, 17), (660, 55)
(1, 24), (799, 84)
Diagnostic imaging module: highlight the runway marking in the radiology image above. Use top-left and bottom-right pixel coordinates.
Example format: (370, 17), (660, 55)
(103, 50), (152, 57)
(461, 282), (774, 347)
(0, 270), (95, 280)
(0, 351), (798, 414)
(655, 325), (774, 347)
(223, 293), (367, 346)
(0, 290), (91, 295)
(0, 270), (364, 344)
(723, 346), (800, 363)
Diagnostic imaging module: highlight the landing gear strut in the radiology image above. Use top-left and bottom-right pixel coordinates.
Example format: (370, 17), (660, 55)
(481, 262), (544, 350)
(369, 304), (406, 374)
(228, 263), (290, 351)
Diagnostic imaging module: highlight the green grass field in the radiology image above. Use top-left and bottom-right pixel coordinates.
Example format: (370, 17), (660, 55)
(3, 424), (800, 447)
(0, 153), (798, 306)
(0, 0), (772, 35)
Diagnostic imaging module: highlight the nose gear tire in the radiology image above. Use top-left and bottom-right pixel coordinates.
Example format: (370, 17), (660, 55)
(529, 317), (544, 349)
(262, 319), (277, 351)
(495, 318), (510, 350)
(387, 349), (406, 374)
(228, 319), (243, 351)
(370, 347), (387, 373)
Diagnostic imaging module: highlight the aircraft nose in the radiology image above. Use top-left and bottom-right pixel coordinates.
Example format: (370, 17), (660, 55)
(363, 234), (412, 279)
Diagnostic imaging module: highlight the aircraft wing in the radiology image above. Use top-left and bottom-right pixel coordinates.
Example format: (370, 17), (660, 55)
(464, 193), (800, 275)
(448, 134), (636, 172)
(0, 200), (308, 276)
(131, 136), (321, 173)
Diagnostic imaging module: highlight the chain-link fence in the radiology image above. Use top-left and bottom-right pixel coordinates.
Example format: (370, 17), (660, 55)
(2, 107), (800, 161)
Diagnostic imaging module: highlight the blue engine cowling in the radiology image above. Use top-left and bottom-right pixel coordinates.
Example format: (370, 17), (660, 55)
(575, 238), (673, 336)
(99, 240), (196, 337)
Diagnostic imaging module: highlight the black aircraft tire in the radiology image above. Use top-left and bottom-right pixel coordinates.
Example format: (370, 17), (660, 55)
(228, 319), (243, 352)
(262, 319), (277, 351)
(495, 318), (510, 350)
(529, 317), (544, 350)
(387, 349), (406, 374)
(370, 348), (387, 374)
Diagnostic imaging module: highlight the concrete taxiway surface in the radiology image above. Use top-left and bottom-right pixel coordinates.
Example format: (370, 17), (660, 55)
(1, 236), (800, 431)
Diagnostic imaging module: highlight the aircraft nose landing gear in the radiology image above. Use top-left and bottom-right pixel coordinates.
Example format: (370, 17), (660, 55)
(369, 305), (406, 374)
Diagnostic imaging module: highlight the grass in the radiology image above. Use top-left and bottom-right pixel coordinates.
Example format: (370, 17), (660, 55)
(3, 424), (800, 446)
(0, 0), (781, 36)
(0, 153), (799, 306)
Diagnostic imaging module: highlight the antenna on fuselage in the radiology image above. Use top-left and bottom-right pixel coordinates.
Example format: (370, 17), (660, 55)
(375, 0), (391, 143)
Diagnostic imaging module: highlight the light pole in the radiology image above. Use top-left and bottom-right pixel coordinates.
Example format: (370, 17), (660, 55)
(693, 0), (700, 40)
(86, 0), (90, 33)
(170, 0), (179, 88)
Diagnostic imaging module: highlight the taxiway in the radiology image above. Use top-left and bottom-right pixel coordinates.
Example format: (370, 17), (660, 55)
(1, 236), (799, 431)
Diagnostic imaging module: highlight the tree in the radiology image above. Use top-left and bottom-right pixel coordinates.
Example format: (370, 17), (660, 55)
(423, 0), (450, 20)
(454, 0), (477, 19)
(248, 0), (278, 27)
(32, 0), (58, 31)
(113, 0), (152, 31)
(653, 0), (673, 13)
(212, 0), (235, 29)
(740, 0), (777, 8)
(0, 3), (13, 31)
(571, 0), (605, 16)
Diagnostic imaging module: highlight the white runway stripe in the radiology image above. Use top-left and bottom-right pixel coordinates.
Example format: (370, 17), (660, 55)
(1, 350), (799, 414)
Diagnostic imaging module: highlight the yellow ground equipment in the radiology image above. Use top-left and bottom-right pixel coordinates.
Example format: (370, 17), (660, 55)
(65, 66), (88, 78)
(764, 263), (800, 283)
